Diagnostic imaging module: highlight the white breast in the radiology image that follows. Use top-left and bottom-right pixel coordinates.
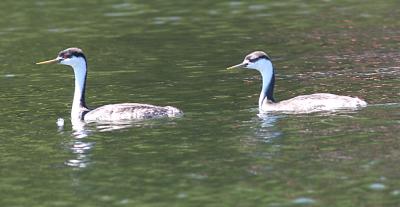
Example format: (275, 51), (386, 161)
(261, 93), (367, 113)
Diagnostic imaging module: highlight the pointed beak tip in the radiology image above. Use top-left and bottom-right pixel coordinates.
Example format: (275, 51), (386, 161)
(226, 66), (236, 70)
(227, 62), (246, 70)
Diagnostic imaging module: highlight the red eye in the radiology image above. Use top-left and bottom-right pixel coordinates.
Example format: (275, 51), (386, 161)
(63, 53), (70, 59)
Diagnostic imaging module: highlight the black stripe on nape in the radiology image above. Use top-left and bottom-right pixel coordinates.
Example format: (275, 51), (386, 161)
(58, 48), (86, 60)
(265, 72), (275, 102)
(248, 55), (270, 63)
(245, 51), (271, 63)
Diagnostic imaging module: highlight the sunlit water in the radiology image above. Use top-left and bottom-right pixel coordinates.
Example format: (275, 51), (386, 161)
(0, 0), (399, 206)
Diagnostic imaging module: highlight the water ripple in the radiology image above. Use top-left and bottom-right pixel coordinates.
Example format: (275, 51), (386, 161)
(369, 183), (386, 191)
(292, 197), (316, 205)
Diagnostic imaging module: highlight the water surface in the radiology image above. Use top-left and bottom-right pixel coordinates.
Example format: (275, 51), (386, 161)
(0, 0), (399, 206)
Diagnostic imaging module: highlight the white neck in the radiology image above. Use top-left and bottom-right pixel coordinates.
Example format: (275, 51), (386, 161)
(257, 59), (274, 109)
(66, 58), (87, 121)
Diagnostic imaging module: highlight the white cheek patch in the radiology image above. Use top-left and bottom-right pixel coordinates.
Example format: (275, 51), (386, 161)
(59, 58), (71, 65)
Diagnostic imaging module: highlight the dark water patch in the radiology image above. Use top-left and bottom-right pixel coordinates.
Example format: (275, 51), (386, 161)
(0, 0), (399, 206)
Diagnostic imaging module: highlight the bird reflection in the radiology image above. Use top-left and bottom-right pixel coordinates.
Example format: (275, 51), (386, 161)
(65, 141), (93, 168)
(253, 113), (283, 142)
(257, 113), (280, 127)
(66, 119), (134, 168)
(59, 118), (167, 168)
(60, 120), (94, 168)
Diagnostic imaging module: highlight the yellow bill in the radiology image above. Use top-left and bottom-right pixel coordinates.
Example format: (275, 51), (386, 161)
(36, 58), (59, 65)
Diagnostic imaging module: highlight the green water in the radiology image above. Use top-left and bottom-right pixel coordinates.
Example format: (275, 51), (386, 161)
(1, 0), (400, 206)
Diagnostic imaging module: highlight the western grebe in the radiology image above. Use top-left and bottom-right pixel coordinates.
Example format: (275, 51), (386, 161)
(37, 48), (182, 122)
(227, 51), (367, 113)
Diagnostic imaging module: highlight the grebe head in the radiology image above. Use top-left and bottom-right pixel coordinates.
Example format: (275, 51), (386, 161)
(227, 51), (271, 71)
(57, 48), (87, 68)
(36, 47), (89, 120)
(36, 48), (87, 69)
(227, 51), (276, 104)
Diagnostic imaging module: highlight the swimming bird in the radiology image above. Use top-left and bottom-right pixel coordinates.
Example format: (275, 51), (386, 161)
(227, 51), (367, 113)
(36, 48), (182, 122)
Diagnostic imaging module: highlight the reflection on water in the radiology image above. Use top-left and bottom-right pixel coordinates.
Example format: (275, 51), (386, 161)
(61, 118), (179, 169)
(254, 113), (283, 142)
(65, 140), (93, 168)
(60, 118), (140, 169)
(58, 120), (93, 169)
(62, 119), (136, 169)
(71, 120), (91, 139)
(1, 0), (400, 206)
